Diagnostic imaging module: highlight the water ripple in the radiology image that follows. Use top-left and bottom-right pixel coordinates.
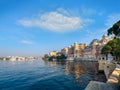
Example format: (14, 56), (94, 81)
(0, 60), (106, 90)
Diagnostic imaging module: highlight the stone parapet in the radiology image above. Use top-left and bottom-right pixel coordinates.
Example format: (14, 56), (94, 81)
(104, 62), (116, 79)
(107, 68), (120, 84)
(85, 81), (118, 90)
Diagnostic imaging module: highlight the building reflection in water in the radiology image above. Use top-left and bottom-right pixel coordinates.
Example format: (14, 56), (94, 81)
(50, 61), (57, 66)
(64, 61), (99, 79)
(44, 60), (106, 82)
(47, 61), (99, 79)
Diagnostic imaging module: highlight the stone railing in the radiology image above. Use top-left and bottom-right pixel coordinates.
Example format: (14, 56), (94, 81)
(107, 68), (120, 84)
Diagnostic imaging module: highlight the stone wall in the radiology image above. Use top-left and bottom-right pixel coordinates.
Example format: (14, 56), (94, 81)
(85, 81), (118, 90)
(107, 68), (120, 84)
(85, 61), (120, 90)
(104, 62), (116, 79)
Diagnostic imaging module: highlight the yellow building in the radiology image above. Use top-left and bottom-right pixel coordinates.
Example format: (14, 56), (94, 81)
(61, 42), (86, 58)
(49, 51), (57, 56)
(74, 42), (86, 58)
(61, 47), (69, 56)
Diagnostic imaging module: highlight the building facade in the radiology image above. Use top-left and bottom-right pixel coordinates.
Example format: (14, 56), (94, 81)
(49, 34), (114, 60)
(83, 34), (114, 60)
(49, 51), (58, 56)
(61, 42), (86, 58)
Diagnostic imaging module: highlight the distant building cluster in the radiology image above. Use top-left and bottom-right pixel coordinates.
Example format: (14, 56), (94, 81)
(49, 35), (114, 60)
(0, 56), (40, 61)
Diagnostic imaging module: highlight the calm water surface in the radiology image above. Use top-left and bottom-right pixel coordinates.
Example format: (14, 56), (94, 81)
(0, 60), (106, 90)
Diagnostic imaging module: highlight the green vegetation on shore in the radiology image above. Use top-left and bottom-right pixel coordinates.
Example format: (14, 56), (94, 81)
(43, 53), (67, 61)
(101, 20), (120, 61)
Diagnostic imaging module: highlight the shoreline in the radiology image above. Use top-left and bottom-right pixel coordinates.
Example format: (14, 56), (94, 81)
(85, 61), (120, 90)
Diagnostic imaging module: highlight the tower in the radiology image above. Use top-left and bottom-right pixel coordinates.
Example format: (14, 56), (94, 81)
(102, 34), (107, 40)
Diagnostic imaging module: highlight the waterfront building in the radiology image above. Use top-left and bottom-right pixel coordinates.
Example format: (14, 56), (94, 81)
(9, 56), (17, 61)
(61, 47), (69, 56)
(0, 56), (37, 61)
(67, 45), (74, 58)
(107, 53), (114, 61)
(8, 56), (25, 61)
(49, 34), (114, 61)
(49, 51), (58, 56)
(61, 42), (86, 58)
(0, 57), (7, 60)
(83, 34), (114, 60)
(25, 56), (35, 60)
(3, 57), (6, 60)
(74, 42), (86, 58)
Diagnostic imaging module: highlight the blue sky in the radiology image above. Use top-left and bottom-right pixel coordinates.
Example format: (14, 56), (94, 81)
(0, 0), (120, 56)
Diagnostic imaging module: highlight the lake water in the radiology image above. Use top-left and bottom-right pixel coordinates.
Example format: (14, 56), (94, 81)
(0, 60), (106, 90)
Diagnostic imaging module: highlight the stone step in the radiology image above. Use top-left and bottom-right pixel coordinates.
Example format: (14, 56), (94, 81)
(85, 81), (119, 90)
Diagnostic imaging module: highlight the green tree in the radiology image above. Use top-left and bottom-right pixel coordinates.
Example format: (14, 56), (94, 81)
(101, 45), (112, 55)
(101, 20), (120, 61)
(101, 39), (120, 60)
(56, 54), (67, 60)
(43, 54), (50, 60)
(107, 20), (120, 38)
(48, 56), (56, 61)
(44, 54), (49, 58)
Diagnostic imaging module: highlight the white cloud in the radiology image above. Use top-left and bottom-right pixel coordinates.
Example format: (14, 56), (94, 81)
(106, 13), (120, 27)
(20, 40), (33, 45)
(81, 6), (96, 16)
(80, 6), (105, 16)
(18, 9), (93, 32)
(57, 8), (70, 16)
(83, 18), (94, 24)
(18, 20), (34, 27)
